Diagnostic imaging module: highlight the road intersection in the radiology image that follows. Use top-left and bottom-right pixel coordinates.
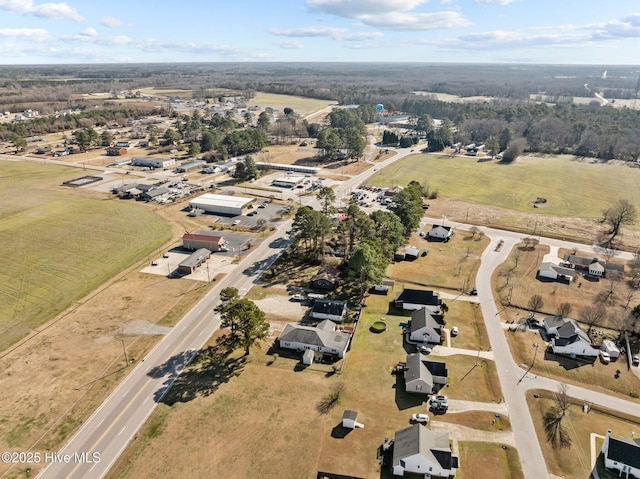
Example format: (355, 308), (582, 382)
(36, 146), (640, 479)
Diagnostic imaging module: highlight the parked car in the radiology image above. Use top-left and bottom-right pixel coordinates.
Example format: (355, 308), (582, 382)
(232, 219), (241, 226)
(418, 345), (432, 355)
(290, 294), (306, 302)
(431, 395), (448, 410)
(411, 414), (429, 424)
(451, 326), (459, 337)
(632, 355), (639, 366)
(470, 287), (478, 296)
(600, 350), (611, 364)
(419, 231), (426, 238)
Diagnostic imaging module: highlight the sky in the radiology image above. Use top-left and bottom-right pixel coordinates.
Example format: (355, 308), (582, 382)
(1, 0), (639, 64)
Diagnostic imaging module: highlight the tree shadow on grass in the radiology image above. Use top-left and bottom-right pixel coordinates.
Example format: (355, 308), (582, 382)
(151, 335), (247, 405)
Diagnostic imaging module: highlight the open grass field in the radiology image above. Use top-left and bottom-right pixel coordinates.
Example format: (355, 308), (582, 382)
(368, 153), (640, 220)
(249, 92), (336, 118)
(108, 285), (508, 479)
(457, 442), (523, 479)
(0, 160), (172, 351)
(387, 229), (489, 293)
(527, 391), (640, 479)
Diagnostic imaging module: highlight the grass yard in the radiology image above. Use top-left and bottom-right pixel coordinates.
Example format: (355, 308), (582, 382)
(527, 391), (640, 479)
(0, 160), (171, 351)
(457, 442), (523, 479)
(109, 285), (505, 479)
(248, 92), (336, 117)
(439, 411), (511, 432)
(368, 153), (640, 219)
(387, 230), (489, 293)
(494, 242), (635, 326)
(444, 301), (491, 352)
(505, 328), (640, 400)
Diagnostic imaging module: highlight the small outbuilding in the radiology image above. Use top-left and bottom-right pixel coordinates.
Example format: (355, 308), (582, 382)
(302, 348), (315, 365)
(342, 410), (364, 429)
(601, 339), (620, 359)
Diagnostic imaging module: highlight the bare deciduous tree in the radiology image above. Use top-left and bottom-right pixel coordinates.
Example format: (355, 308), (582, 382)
(601, 199), (637, 248)
(543, 383), (573, 448)
(557, 302), (572, 318)
(528, 294), (544, 316)
(579, 304), (607, 334)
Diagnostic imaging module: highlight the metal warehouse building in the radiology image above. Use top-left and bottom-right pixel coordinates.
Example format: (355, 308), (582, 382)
(176, 159), (206, 173)
(188, 193), (255, 216)
(182, 231), (226, 252)
(131, 157), (176, 169)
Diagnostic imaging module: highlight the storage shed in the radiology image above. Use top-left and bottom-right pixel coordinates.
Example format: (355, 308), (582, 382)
(601, 339), (620, 359)
(342, 410), (364, 429)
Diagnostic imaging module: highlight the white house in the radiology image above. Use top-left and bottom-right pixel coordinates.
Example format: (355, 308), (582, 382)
(278, 320), (351, 359)
(537, 260), (576, 282)
(395, 289), (442, 314)
(408, 307), (443, 344)
(427, 225), (453, 241)
(550, 318), (599, 357)
(392, 424), (458, 477)
(602, 429), (640, 479)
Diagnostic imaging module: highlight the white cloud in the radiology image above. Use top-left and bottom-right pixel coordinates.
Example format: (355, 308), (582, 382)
(359, 11), (471, 30)
(307, 0), (428, 17)
(0, 27), (50, 41)
(79, 27), (97, 37)
(101, 16), (124, 28)
(270, 26), (348, 37)
(0, 0), (83, 21)
(275, 39), (304, 49)
(593, 14), (640, 39)
(475, 0), (515, 5)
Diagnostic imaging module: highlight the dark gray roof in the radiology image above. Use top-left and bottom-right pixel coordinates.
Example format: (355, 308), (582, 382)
(425, 360), (448, 378)
(392, 424), (454, 470)
(563, 254), (596, 267)
(143, 187), (170, 198)
(405, 353), (432, 387)
(410, 308), (442, 334)
(342, 410), (357, 421)
(311, 299), (347, 317)
(607, 437), (640, 469)
(396, 289), (441, 307)
(544, 315), (566, 330)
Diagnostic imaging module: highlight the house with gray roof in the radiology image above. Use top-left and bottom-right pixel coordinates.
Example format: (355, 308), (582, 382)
(395, 289), (442, 313)
(310, 299), (348, 323)
(404, 353), (448, 395)
(548, 317), (599, 357)
(562, 254), (625, 279)
(427, 225), (453, 241)
(602, 429), (640, 478)
(278, 320), (351, 359)
(392, 423), (458, 477)
(409, 307), (443, 344)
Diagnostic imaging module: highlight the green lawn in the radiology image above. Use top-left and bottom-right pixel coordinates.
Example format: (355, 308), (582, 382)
(369, 154), (640, 218)
(0, 161), (171, 350)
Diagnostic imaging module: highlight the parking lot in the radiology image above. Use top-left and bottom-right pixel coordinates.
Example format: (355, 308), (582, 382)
(211, 201), (290, 228)
(140, 249), (237, 282)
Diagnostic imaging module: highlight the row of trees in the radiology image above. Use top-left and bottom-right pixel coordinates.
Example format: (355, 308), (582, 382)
(315, 109), (367, 160)
(290, 183), (425, 298)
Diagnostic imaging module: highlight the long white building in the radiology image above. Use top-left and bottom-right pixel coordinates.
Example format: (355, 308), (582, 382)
(188, 193), (255, 216)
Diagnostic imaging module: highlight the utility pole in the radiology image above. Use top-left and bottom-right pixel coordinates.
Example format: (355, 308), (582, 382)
(122, 339), (129, 366)
(531, 343), (540, 369)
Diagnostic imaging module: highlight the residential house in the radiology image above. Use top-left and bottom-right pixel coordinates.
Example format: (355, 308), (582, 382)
(310, 266), (341, 291)
(310, 300), (348, 323)
(562, 254), (625, 279)
(602, 429), (640, 479)
(408, 307), (443, 344)
(537, 261), (576, 282)
(392, 424), (458, 477)
(395, 289), (442, 313)
(106, 147), (127, 156)
(278, 320), (351, 359)
(427, 225), (453, 241)
(404, 353), (448, 395)
(547, 317), (599, 357)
